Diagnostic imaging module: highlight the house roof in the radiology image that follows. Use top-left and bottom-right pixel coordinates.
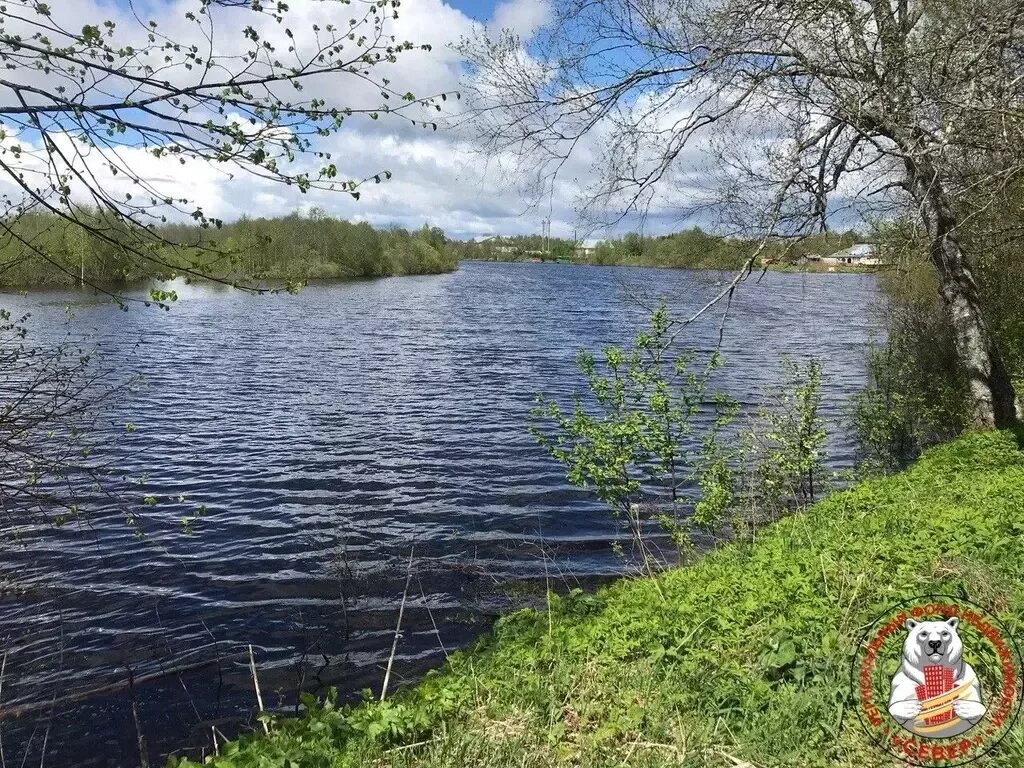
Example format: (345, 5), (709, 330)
(831, 243), (876, 259)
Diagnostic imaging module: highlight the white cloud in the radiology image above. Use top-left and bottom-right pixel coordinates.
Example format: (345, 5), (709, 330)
(491, 0), (551, 37)
(0, 0), (713, 241)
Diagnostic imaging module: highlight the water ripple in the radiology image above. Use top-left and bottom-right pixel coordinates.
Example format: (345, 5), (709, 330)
(0, 262), (879, 766)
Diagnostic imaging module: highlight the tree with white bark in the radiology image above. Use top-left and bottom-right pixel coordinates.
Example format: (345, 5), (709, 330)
(461, 0), (1024, 429)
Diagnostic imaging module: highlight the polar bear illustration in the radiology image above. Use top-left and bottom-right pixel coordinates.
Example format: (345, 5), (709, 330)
(888, 617), (986, 738)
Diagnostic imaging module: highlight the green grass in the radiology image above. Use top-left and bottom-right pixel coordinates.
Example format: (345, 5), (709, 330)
(174, 430), (1024, 767)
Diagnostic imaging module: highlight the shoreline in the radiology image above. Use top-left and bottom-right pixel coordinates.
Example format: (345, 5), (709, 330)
(0, 265), (461, 294)
(459, 257), (885, 275)
(0, 260), (888, 292)
(170, 430), (1024, 768)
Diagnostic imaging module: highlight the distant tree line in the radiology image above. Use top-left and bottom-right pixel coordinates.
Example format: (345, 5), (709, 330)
(590, 229), (750, 269)
(448, 234), (577, 262)
(590, 229), (863, 270)
(0, 209), (458, 288)
(454, 227), (864, 271)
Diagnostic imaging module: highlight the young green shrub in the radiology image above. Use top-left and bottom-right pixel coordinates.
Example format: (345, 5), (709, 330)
(530, 302), (736, 572)
(735, 357), (827, 536)
(850, 335), (968, 476)
(849, 212), (1024, 476)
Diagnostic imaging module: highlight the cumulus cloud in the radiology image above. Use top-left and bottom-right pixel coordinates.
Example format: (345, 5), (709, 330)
(490, 0), (552, 37)
(0, 0), (702, 241)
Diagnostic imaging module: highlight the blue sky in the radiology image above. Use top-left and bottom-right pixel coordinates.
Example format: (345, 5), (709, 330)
(447, 1), (501, 19)
(114, 0), (501, 20)
(3, 0), (691, 241)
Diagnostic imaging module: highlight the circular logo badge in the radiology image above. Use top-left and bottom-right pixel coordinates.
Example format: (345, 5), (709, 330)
(852, 596), (1023, 766)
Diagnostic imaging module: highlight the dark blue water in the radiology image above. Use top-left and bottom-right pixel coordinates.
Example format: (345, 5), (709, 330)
(0, 262), (879, 766)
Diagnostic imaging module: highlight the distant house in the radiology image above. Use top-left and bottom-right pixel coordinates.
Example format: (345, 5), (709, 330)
(822, 243), (881, 266)
(573, 239), (599, 260)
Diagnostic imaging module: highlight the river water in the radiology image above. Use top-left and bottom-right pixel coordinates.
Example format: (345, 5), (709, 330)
(0, 261), (880, 766)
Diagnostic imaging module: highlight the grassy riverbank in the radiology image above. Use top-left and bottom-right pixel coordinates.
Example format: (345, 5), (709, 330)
(173, 429), (1024, 768)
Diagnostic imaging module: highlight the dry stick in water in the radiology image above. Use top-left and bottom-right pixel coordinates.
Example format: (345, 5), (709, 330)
(0, 650), (6, 768)
(416, 575), (449, 660)
(248, 645), (269, 735)
(0, 651), (6, 768)
(381, 545), (415, 701)
(126, 664), (149, 768)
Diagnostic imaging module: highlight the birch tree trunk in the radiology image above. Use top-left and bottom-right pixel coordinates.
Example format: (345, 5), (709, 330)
(906, 159), (1020, 429)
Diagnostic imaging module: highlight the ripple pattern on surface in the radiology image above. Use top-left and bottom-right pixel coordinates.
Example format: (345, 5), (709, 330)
(0, 262), (880, 766)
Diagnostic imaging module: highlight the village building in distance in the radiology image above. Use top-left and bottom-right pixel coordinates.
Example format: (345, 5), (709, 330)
(470, 233), (887, 272)
(804, 243), (885, 268)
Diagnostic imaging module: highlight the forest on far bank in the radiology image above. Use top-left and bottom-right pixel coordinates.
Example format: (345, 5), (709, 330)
(1, 208), (874, 291)
(0, 209), (458, 288)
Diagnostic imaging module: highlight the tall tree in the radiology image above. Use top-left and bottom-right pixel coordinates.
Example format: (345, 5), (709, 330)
(461, 0), (1024, 428)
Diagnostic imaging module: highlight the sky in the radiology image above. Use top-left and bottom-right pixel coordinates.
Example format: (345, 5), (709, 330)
(447, 1), (503, 17)
(0, 0), (711, 242)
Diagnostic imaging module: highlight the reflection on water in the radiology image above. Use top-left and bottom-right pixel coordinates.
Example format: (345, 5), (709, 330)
(0, 262), (879, 766)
